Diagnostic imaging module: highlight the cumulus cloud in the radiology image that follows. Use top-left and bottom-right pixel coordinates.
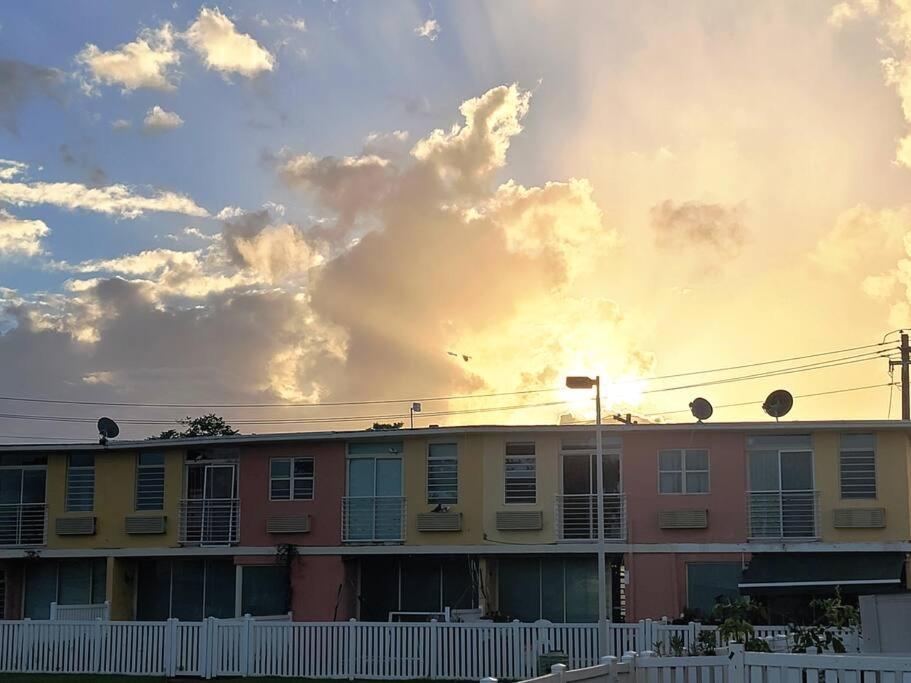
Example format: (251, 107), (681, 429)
(111, 119), (131, 131)
(0, 159), (27, 181)
(650, 200), (747, 257)
(813, 204), (909, 272)
(0, 209), (48, 258)
(827, 0), (879, 27)
(414, 19), (440, 41)
(222, 211), (318, 282)
(0, 177), (208, 218)
(0, 60), (62, 134)
(143, 105), (184, 132)
(76, 24), (180, 93)
(185, 7), (275, 78)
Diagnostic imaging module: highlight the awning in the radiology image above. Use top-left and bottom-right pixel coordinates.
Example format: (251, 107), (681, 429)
(739, 553), (906, 594)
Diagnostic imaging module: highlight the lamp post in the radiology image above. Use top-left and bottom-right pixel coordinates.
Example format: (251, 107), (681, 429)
(565, 375), (607, 658)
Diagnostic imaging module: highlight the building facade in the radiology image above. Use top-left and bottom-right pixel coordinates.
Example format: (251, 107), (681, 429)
(0, 420), (908, 623)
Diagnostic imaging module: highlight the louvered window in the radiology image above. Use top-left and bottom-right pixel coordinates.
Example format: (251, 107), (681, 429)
(840, 434), (876, 499)
(505, 442), (536, 504)
(427, 443), (458, 504)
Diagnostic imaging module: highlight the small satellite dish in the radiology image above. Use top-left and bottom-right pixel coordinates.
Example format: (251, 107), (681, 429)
(689, 397), (713, 422)
(97, 417), (120, 445)
(762, 390), (793, 421)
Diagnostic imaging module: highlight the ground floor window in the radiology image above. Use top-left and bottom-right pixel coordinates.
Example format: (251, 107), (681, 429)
(136, 558), (235, 620)
(24, 558), (106, 619)
(358, 556), (477, 621)
(241, 565), (289, 616)
(497, 556), (602, 623)
(685, 562), (742, 620)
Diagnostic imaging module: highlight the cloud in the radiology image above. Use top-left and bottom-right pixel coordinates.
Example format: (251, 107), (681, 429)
(0, 159), (27, 181)
(221, 211), (318, 282)
(76, 24), (180, 93)
(0, 177), (208, 218)
(185, 7), (275, 78)
(143, 105), (184, 132)
(414, 19), (441, 41)
(650, 200), (747, 257)
(813, 204), (909, 272)
(0, 209), (48, 258)
(827, 0), (879, 27)
(279, 16), (307, 32)
(0, 60), (63, 133)
(111, 119), (131, 131)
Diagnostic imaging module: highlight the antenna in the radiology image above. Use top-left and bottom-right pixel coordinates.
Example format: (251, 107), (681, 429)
(689, 397), (713, 422)
(762, 389), (793, 421)
(97, 417), (120, 445)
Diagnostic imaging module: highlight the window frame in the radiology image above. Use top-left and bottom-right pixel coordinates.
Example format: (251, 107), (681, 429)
(426, 442), (459, 505)
(657, 448), (711, 495)
(839, 434), (877, 501)
(65, 453), (95, 513)
(135, 451), (166, 512)
(269, 456), (315, 502)
(504, 442), (537, 505)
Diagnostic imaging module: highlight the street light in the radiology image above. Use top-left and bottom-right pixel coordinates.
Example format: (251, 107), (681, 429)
(565, 375), (607, 658)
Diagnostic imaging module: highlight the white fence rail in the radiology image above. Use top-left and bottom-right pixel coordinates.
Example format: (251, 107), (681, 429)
(0, 618), (864, 680)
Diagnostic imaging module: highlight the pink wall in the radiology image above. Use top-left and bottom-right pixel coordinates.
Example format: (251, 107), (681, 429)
(626, 552), (747, 620)
(623, 430), (748, 544)
(238, 442), (346, 547)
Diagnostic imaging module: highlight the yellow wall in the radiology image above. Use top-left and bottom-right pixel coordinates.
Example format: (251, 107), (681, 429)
(814, 431), (911, 542)
(106, 556), (135, 620)
(403, 434), (485, 544)
(47, 449), (184, 549)
(482, 433), (559, 544)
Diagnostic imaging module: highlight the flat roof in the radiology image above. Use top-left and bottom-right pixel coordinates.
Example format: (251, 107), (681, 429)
(0, 419), (908, 452)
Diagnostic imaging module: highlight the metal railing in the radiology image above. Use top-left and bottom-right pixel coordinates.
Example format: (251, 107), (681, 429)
(50, 601), (110, 621)
(555, 493), (626, 542)
(0, 502), (46, 546)
(342, 496), (406, 543)
(178, 498), (240, 545)
(748, 490), (820, 540)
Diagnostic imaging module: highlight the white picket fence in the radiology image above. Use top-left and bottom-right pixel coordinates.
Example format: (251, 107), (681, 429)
(0, 618), (863, 679)
(502, 647), (911, 683)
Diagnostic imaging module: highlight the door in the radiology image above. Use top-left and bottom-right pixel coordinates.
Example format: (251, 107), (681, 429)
(560, 452), (621, 539)
(346, 457), (403, 541)
(185, 464), (237, 544)
(0, 468), (46, 545)
(748, 450), (815, 538)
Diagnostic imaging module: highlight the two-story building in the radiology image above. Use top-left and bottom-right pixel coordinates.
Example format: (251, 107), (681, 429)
(0, 420), (908, 623)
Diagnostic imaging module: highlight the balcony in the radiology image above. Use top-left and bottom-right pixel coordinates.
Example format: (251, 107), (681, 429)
(555, 493), (626, 542)
(748, 490), (820, 540)
(342, 496), (406, 543)
(0, 503), (46, 546)
(178, 498), (239, 546)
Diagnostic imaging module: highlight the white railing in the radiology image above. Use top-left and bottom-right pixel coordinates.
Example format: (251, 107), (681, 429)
(0, 502), (47, 546)
(555, 494), (626, 542)
(0, 618), (864, 680)
(49, 601), (110, 621)
(748, 490), (819, 540)
(342, 496), (406, 543)
(178, 498), (239, 545)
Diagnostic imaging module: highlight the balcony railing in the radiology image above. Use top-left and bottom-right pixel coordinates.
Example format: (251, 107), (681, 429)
(179, 498), (240, 546)
(748, 490), (820, 540)
(0, 503), (47, 546)
(342, 496), (406, 543)
(555, 493), (626, 542)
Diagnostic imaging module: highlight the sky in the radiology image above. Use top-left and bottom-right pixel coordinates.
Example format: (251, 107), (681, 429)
(2, 0), (911, 441)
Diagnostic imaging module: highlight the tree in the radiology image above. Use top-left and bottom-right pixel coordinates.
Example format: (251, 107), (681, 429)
(370, 422), (403, 431)
(152, 414), (239, 439)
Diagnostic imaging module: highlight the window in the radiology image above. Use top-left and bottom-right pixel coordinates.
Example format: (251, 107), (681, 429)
(241, 565), (289, 616)
(658, 449), (709, 494)
(270, 457), (315, 500)
(24, 559), (106, 619)
(840, 434), (876, 499)
(686, 563), (741, 619)
(66, 453), (94, 512)
(505, 442), (536, 504)
(136, 558), (235, 621)
(497, 557), (598, 622)
(427, 443), (458, 504)
(136, 452), (165, 511)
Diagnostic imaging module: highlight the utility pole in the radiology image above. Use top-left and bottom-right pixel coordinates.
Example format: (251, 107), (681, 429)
(889, 331), (910, 420)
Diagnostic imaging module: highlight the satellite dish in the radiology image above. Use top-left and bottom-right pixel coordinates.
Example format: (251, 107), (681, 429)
(689, 397), (713, 422)
(97, 417), (120, 444)
(762, 390), (793, 421)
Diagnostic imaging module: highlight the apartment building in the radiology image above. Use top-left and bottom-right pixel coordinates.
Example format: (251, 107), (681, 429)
(0, 421), (908, 623)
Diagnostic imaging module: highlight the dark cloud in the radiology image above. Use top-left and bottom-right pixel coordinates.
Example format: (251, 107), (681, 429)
(650, 200), (746, 256)
(0, 60), (63, 134)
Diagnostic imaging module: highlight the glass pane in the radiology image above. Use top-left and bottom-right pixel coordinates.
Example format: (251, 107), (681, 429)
(497, 559), (540, 622)
(781, 451), (813, 490)
(241, 565), (289, 616)
(541, 558), (565, 622)
(25, 561), (57, 619)
(659, 472), (682, 493)
(22, 470), (45, 504)
(349, 442), (403, 456)
(91, 558), (107, 604)
(375, 459), (402, 496)
(562, 454), (591, 494)
(292, 478), (313, 500)
(270, 459), (290, 478)
(293, 459), (314, 477)
(0, 470), (22, 504)
(347, 458), (375, 497)
(186, 466), (205, 499)
(564, 557), (598, 623)
(748, 451), (780, 491)
(659, 450), (681, 471)
(205, 466), (235, 498)
(401, 558), (441, 612)
(136, 560), (170, 621)
(139, 452), (165, 467)
(686, 472), (709, 493)
(171, 559), (205, 621)
(686, 563), (742, 620)
(271, 480), (291, 500)
(69, 453), (94, 468)
(441, 558), (476, 610)
(685, 450), (709, 471)
(58, 560), (91, 605)
(602, 453), (621, 494)
(205, 560), (236, 618)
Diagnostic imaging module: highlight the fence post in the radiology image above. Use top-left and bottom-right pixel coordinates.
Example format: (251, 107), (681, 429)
(49, 602), (57, 621)
(199, 617), (210, 680)
(688, 622), (698, 649)
(637, 621), (647, 651)
(240, 614), (253, 677)
(511, 620), (523, 679)
(621, 651), (637, 683)
(92, 617), (103, 673)
(551, 662), (567, 683)
(600, 655), (618, 683)
(429, 618), (439, 680)
(727, 643), (745, 683)
(346, 618), (356, 681)
(165, 618), (178, 677)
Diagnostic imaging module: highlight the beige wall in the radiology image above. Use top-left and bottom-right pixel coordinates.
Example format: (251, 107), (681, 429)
(814, 431), (910, 542)
(106, 556), (135, 620)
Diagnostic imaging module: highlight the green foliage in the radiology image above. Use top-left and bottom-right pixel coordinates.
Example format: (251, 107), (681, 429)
(370, 422), (404, 430)
(788, 589), (860, 654)
(713, 597), (772, 652)
(152, 413), (239, 439)
(669, 635), (685, 656)
(691, 630), (717, 656)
